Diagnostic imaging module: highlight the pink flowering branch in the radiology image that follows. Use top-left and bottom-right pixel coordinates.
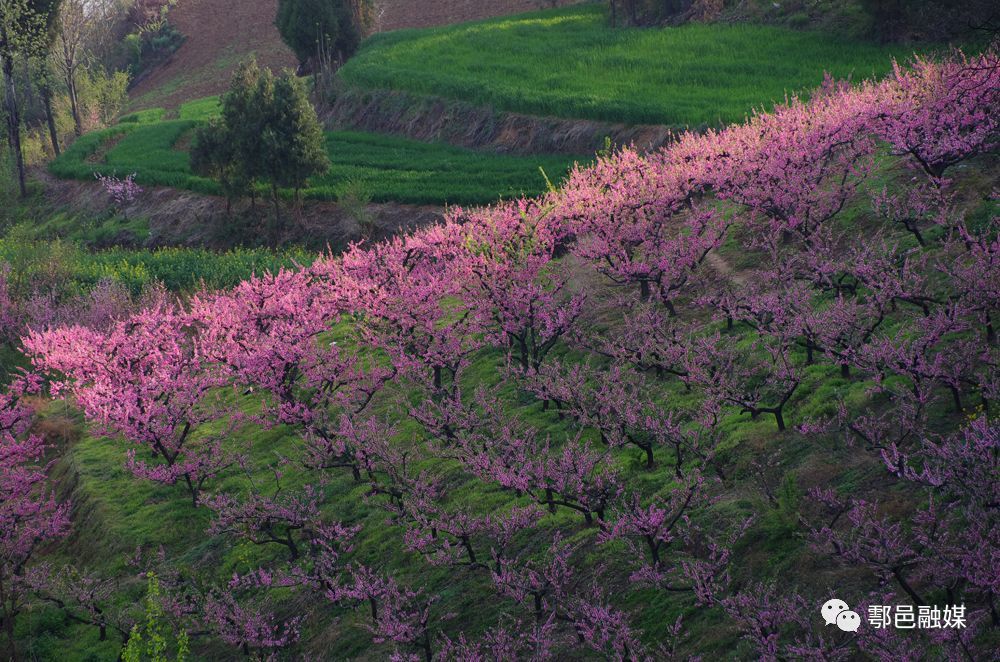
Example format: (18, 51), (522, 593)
(0, 376), (72, 661)
(94, 172), (143, 217)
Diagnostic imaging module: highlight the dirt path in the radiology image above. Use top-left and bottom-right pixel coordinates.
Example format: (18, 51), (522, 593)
(706, 251), (746, 285)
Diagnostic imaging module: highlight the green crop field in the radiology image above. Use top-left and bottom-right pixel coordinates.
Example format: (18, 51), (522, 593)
(48, 107), (583, 207)
(0, 234), (313, 294)
(340, 4), (920, 126)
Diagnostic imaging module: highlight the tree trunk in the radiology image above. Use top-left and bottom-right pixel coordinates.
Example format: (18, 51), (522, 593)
(3, 55), (27, 198)
(422, 631), (432, 662)
(891, 566), (926, 606)
(272, 183), (281, 243)
(67, 74), (83, 136)
(950, 386), (963, 414)
(773, 409), (785, 432)
(0, 574), (19, 662)
(41, 83), (60, 156)
(184, 474), (199, 508)
(1, 611), (17, 662)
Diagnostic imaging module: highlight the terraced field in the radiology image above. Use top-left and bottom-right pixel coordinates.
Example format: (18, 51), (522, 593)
(51, 99), (586, 206)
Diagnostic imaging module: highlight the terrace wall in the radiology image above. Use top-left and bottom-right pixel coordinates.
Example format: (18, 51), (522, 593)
(376, 0), (588, 31)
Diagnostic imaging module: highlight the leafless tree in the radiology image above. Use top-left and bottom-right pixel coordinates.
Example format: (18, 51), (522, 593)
(57, 0), (121, 136)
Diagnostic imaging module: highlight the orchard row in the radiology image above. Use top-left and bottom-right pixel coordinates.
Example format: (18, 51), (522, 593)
(3, 51), (998, 660)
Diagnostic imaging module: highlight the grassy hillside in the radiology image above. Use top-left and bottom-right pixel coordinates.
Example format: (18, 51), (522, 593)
(20, 146), (1000, 659)
(50, 100), (585, 207)
(340, 4), (921, 126)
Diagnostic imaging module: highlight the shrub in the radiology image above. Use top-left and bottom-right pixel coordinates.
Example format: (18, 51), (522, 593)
(335, 177), (375, 238)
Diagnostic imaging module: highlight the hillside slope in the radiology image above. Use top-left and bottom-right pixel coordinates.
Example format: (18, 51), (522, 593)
(339, 5), (917, 127)
(128, 0), (297, 110)
(128, 0), (585, 111)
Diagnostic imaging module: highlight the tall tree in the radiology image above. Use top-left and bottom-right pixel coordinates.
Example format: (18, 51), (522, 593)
(56, 0), (86, 135)
(57, 0), (117, 137)
(0, 0), (52, 196)
(259, 71), (330, 232)
(223, 58), (271, 211)
(190, 119), (247, 215)
(34, 0), (61, 157)
(33, 57), (58, 155)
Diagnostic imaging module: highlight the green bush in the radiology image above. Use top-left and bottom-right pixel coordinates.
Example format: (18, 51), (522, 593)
(121, 21), (185, 79)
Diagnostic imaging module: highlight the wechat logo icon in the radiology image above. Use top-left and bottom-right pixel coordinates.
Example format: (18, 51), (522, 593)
(822, 598), (861, 632)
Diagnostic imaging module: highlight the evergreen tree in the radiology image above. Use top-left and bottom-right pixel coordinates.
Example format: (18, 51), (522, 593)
(191, 119), (246, 215)
(261, 73), (330, 204)
(223, 59), (272, 204)
(275, 0), (360, 66)
(191, 59), (329, 238)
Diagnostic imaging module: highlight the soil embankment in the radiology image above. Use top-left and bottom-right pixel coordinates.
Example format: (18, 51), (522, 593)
(39, 170), (443, 251)
(326, 87), (673, 155)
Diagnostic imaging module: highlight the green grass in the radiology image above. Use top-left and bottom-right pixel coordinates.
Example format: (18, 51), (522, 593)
(309, 131), (580, 205)
(49, 112), (585, 206)
(178, 96), (222, 121)
(119, 107), (166, 124)
(0, 233), (312, 295)
(16, 210), (153, 247)
(340, 4), (922, 126)
(105, 120), (198, 175)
